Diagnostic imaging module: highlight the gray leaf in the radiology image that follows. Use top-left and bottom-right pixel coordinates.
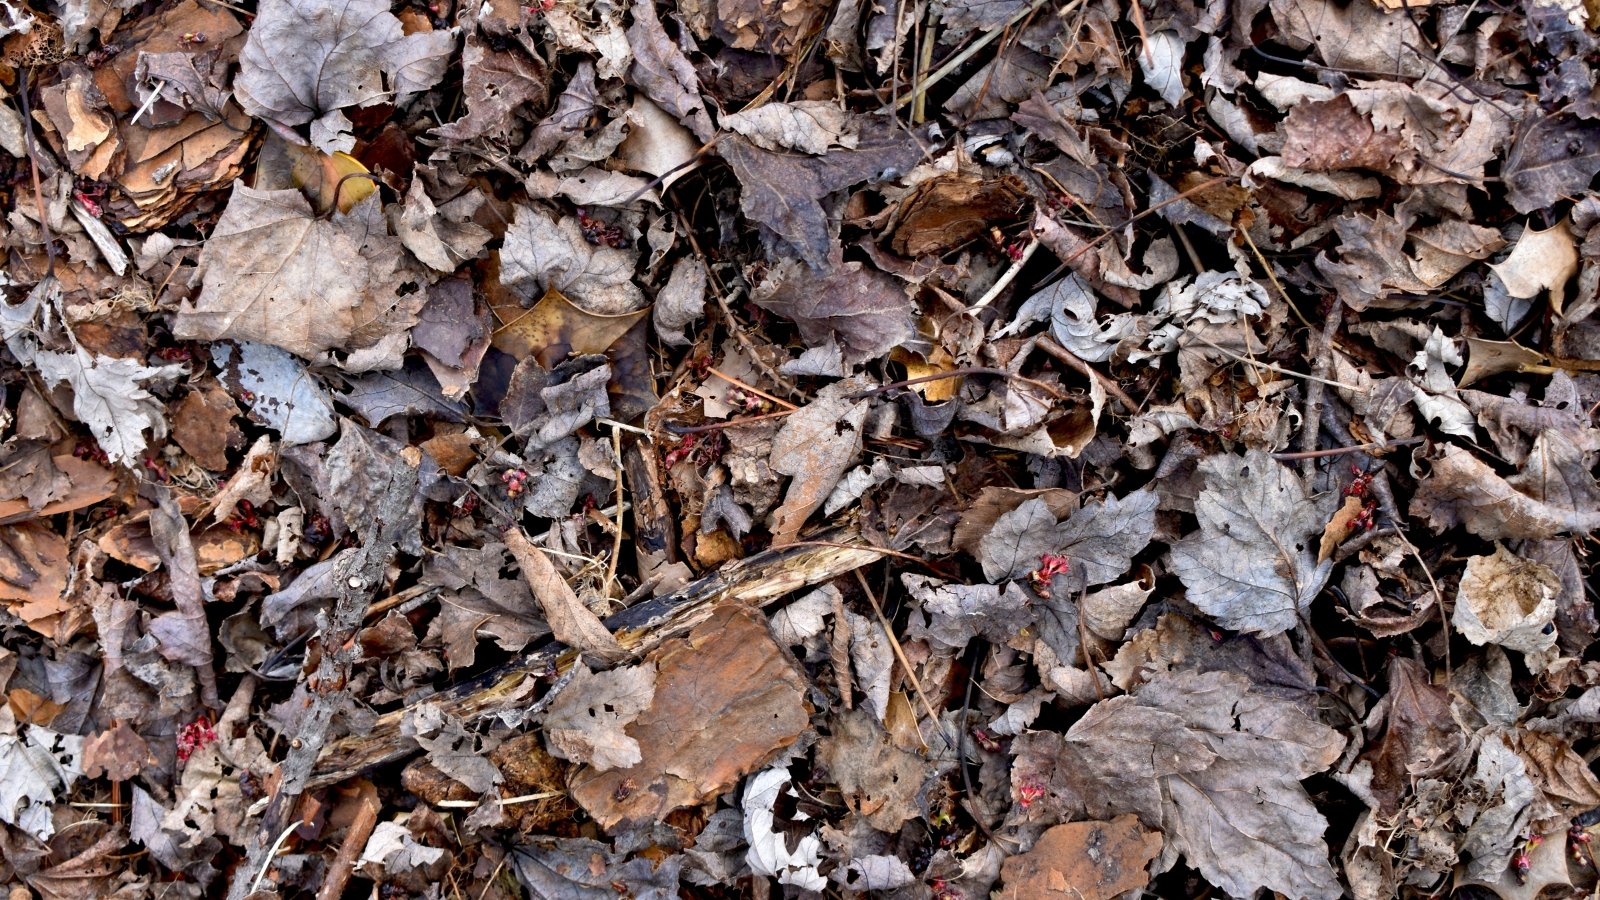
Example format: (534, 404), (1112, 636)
(1169, 451), (1333, 635)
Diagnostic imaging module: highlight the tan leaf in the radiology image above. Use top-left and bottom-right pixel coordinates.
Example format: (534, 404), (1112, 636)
(504, 528), (624, 662)
(570, 604), (810, 830)
(998, 816), (1162, 900)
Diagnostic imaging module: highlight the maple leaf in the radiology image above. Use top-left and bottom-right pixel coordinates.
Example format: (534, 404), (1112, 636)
(178, 184), (422, 363)
(235, 0), (456, 152)
(1014, 671), (1346, 899)
(1169, 451), (1334, 635)
(31, 347), (184, 466)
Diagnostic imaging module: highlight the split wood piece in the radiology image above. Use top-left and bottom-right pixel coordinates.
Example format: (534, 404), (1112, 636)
(305, 531), (884, 788)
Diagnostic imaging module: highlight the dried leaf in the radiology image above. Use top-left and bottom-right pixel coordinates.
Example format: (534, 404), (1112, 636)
(505, 529), (624, 662)
(1169, 451), (1333, 635)
(179, 185), (422, 362)
(817, 708), (928, 832)
(1453, 544), (1561, 656)
(570, 605), (810, 830)
(540, 662), (656, 771)
(768, 379), (870, 545)
(1015, 671), (1345, 899)
(500, 205), (645, 314)
(236, 0), (456, 152)
(31, 348), (182, 466)
(998, 816), (1162, 900)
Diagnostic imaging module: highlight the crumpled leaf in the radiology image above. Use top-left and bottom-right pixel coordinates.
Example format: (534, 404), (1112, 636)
(652, 256), (707, 346)
(720, 101), (860, 154)
(1169, 450), (1334, 635)
(513, 837), (683, 899)
(178, 185), (422, 363)
(0, 710), (84, 841)
(626, 0), (713, 140)
(395, 178), (492, 273)
(403, 703), (502, 793)
(750, 255), (915, 364)
(1138, 32), (1186, 107)
(539, 662), (656, 771)
(768, 378), (870, 545)
(817, 708), (928, 832)
(358, 821), (447, 874)
(743, 766), (826, 890)
(978, 491), (1158, 587)
(1503, 112), (1600, 214)
(235, 0), (456, 152)
(1453, 544), (1561, 657)
(31, 348), (183, 466)
(902, 574), (1034, 651)
(500, 205), (644, 314)
(1411, 431), (1600, 539)
(1014, 670), (1345, 900)
(421, 542), (548, 671)
(432, 33), (548, 143)
(721, 122), (922, 270)
(505, 528), (624, 662)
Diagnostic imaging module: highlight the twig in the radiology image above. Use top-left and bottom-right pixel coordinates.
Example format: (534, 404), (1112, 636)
(1297, 301), (1344, 478)
(847, 366), (1071, 402)
(666, 408), (796, 434)
(1037, 174), (1233, 285)
(971, 238), (1040, 311)
(1271, 437), (1424, 460)
(1179, 331), (1361, 391)
(706, 366), (798, 410)
(248, 821), (307, 896)
(893, 0), (1077, 110)
(17, 68), (57, 278)
(603, 425), (626, 600)
(1036, 335), (1138, 412)
(227, 464), (420, 900)
(315, 781), (380, 900)
(853, 570), (936, 750)
(1238, 226), (1313, 330)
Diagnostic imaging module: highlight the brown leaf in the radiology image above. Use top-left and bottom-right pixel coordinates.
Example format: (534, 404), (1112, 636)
(768, 378), (870, 545)
(1282, 95), (1404, 171)
(82, 721), (157, 782)
(1319, 494), (1366, 563)
(570, 604), (810, 830)
(817, 708), (930, 832)
(0, 454), (116, 526)
(1358, 656), (1465, 814)
(0, 524), (69, 631)
(177, 184), (422, 362)
(433, 33), (549, 143)
(1517, 731), (1600, 815)
(504, 528), (625, 663)
(749, 256), (915, 365)
(171, 379), (242, 472)
(888, 173), (1030, 258)
(998, 816), (1162, 900)
(1504, 112), (1600, 214)
(490, 286), (648, 369)
(1411, 434), (1600, 539)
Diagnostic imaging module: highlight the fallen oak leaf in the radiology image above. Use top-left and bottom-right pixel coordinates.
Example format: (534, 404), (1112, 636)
(504, 528), (625, 663)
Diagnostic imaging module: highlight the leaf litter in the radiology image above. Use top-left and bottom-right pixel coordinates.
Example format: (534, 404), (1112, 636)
(0, 0), (1599, 896)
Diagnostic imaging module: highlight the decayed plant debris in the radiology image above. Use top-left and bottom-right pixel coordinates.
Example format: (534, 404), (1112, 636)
(1, 0), (1599, 895)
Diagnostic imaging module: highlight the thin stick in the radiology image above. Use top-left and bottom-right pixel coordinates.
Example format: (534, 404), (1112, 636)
(1271, 437), (1423, 460)
(853, 570), (933, 750)
(315, 782), (379, 900)
(249, 821), (305, 895)
(707, 366), (798, 410)
(1038, 174), (1232, 285)
(894, 0), (1075, 110)
(847, 366), (1071, 401)
(603, 425), (625, 599)
(1180, 331), (1362, 391)
(1036, 335), (1138, 412)
(971, 238), (1041, 310)
(1238, 226), (1313, 330)
(666, 408), (796, 434)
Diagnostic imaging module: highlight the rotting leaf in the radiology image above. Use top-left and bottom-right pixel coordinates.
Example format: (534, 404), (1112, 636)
(570, 605), (809, 831)
(997, 815), (1162, 900)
